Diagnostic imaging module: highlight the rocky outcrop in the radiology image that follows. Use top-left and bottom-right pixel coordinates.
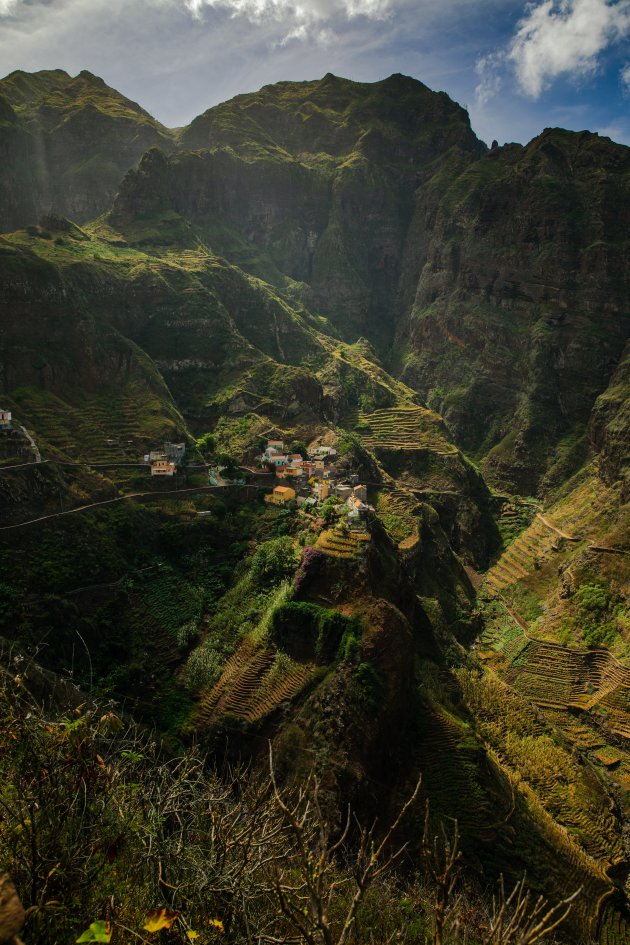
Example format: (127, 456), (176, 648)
(396, 129), (630, 493)
(589, 340), (630, 496)
(3, 70), (629, 494)
(0, 70), (174, 231)
(112, 73), (485, 347)
(110, 78), (630, 494)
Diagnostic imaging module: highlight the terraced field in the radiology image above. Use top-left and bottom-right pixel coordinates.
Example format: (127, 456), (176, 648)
(457, 669), (625, 938)
(598, 901), (630, 945)
(315, 526), (370, 559)
(195, 638), (314, 727)
(415, 706), (495, 836)
(484, 514), (573, 594)
(375, 488), (420, 547)
(6, 386), (180, 463)
(514, 781), (615, 938)
(350, 405), (457, 454)
(487, 623), (630, 735)
(0, 428), (34, 466)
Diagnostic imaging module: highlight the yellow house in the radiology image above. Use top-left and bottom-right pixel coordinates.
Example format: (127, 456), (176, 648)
(265, 485), (296, 505)
(314, 481), (329, 501)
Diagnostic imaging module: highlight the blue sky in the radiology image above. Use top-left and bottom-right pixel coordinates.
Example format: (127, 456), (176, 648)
(0, 0), (629, 146)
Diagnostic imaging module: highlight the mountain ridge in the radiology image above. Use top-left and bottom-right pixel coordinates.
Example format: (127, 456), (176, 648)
(0, 69), (629, 944)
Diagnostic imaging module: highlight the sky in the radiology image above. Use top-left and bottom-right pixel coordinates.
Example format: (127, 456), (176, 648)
(0, 0), (629, 146)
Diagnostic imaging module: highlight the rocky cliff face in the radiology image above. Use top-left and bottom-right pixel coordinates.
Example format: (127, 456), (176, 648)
(112, 74), (485, 349)
(1, 69), (629, 496)
(397, 129), (630, 493)
(0, 69), (174, 232)
(589, 340), (630, 497)
(108, 78), (630, 494)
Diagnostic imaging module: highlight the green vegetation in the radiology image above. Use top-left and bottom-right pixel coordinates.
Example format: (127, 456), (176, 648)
(1, 67), (629, 945)
(0, 499), (258, 734)
(1, 677), (587, 945)
(576, 582), (625, 648)
(271, 600), (358, 661)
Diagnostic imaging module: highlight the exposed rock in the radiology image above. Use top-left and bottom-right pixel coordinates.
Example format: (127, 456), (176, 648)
(0, 874), (24, 945)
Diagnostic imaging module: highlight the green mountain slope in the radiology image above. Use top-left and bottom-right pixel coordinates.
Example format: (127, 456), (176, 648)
(0, 70), (629, 944)
(112, 73), (485, 349)
(397, 128), (630, 493)
(108, 79), (630, 494)
(0, 69), (174, 231)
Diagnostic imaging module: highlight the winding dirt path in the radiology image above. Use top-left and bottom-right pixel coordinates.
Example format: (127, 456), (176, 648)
(0, 483), (266, 532)
(536, 512), (579, 541)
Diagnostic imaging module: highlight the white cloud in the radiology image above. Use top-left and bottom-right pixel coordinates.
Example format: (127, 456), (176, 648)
(622, 60), (630, 88)
(475, 53), (503, 105)
(182, 0), (393, 28)
(508, 0), (630, 98)
(0, 0), (20, 15)
(183, 0), (392, 19)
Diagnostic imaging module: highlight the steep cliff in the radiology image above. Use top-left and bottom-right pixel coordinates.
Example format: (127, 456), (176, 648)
(112, 73), (485, 348)
(108, 79), (630, 494)
(1, 70), (630, 943)
(0, 69), (174, 231)
(397, 129), (630, 493)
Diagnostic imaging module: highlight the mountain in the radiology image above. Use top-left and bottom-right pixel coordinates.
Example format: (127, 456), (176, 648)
(0, 69), (174, 231)
(113, 73), (485, 349)
(397, 128), (630, 494)
(107, 75), (630, 494)
(0, 70), (629, 945)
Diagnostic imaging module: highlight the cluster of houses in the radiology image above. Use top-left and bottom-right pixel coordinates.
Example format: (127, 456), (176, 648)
(144, 441), (186, 476)
(0, 409), (12, 434)
(262, 438), (372, 523)
(261, 439), (337, 481)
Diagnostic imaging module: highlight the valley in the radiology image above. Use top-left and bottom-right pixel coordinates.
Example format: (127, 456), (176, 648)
(0, 68), (628, 945)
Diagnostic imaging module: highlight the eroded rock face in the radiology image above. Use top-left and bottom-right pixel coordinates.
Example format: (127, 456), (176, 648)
(112, 73), (485, 348)
(589, 341), (630, 497)
(3, 70), (630, 492)
(0, 70), (174, 232)
(395, 130), (630, 492)
(110, 79), (630, 493)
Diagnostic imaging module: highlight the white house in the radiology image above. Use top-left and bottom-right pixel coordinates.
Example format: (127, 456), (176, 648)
(310, 446), (337, 459)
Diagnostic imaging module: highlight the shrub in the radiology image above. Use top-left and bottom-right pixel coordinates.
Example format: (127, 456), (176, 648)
(249, 537), (300, 587)
(354, 661), (384, 706)
(0, 680), (578, 945)
(196, 431), (216, 455)
(271, 601), (357, 662)
(185, 642), (225, 691)
(575, 583), (611, 615)
(294, 546), (326, 594)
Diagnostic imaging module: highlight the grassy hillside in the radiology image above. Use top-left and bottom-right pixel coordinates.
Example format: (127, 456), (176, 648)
(0, 69), (175, 231)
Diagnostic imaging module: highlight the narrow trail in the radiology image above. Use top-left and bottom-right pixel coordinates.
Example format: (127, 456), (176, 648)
(536, 512), (579, 542)
(0, 459), (212, 474)
(19, 426), (41, 464)
(0, 483), (267, 532)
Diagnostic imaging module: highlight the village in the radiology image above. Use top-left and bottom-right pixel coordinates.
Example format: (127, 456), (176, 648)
(0, 414), (374, 539)
(259, 438), (373, 525)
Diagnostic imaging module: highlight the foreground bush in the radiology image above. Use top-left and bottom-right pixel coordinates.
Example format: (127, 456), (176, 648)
(0, 676), (576, 944)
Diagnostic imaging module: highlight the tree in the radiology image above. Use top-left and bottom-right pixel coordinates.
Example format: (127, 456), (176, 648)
(289, 441), (309, 460)
(195, 432), (216, 456)
(216, 453), (240, 479)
